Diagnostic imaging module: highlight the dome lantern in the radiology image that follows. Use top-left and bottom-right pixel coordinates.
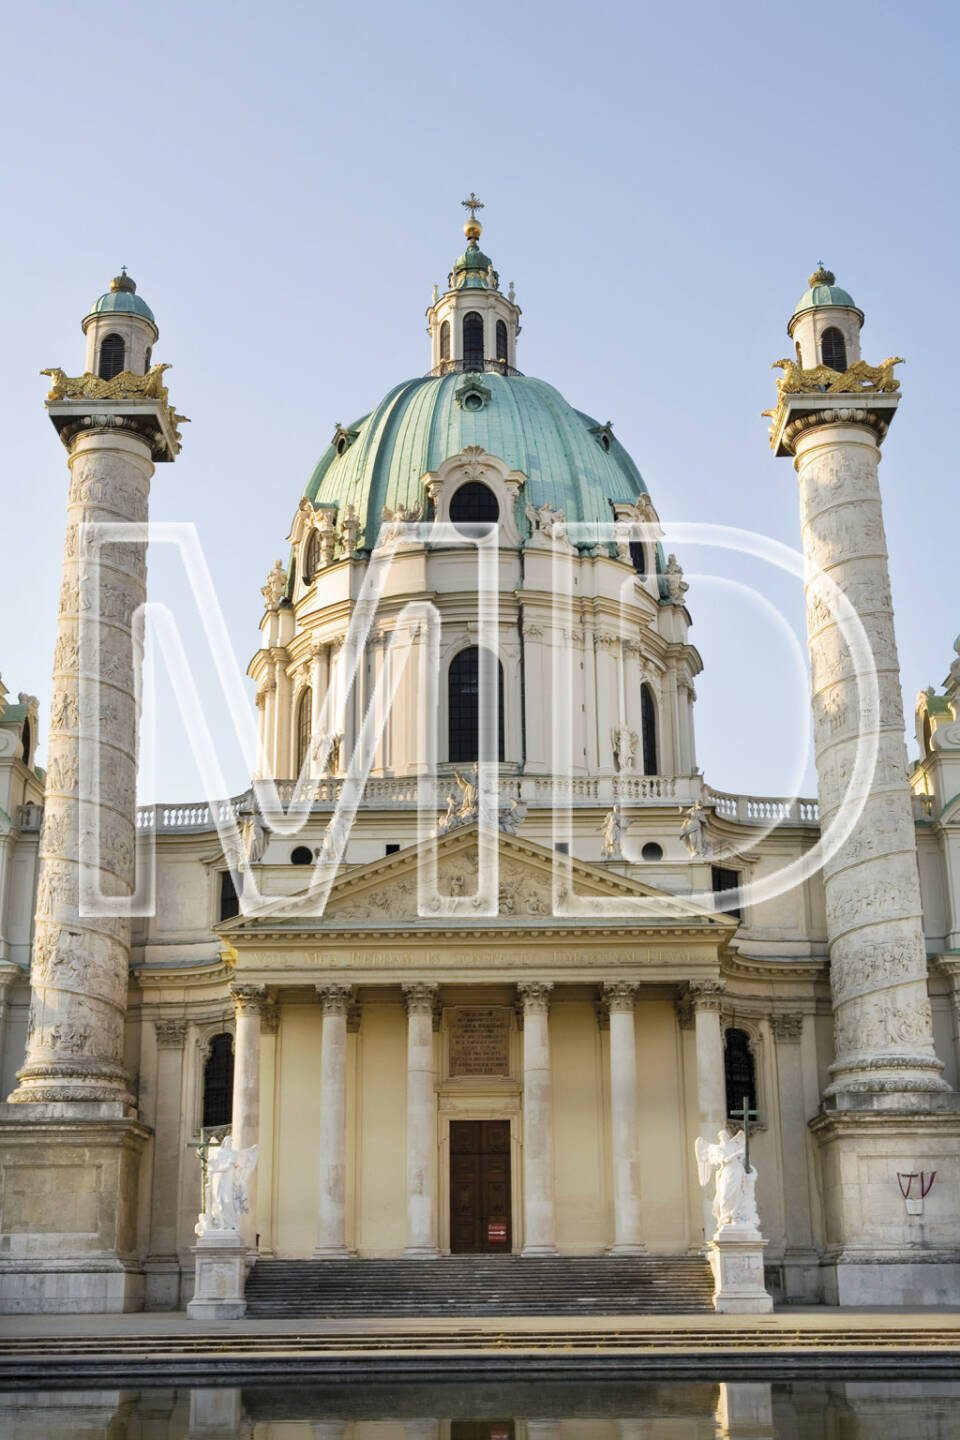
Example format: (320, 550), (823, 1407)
(82, 266), (159, 378)
(426, 196), (522, 376)
(788, 261), (864, 372)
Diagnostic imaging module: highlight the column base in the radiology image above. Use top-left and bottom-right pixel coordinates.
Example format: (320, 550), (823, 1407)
(707, 1231), (773, 1314)
(609, 1243), (647, 1256)
(0, 1103), (150, 1314)
(403, 1245), (440, 1259)
(521, 1245), (558, 1256)
(810, 1098), (960, 1304)
(312, 1245), (352, 1259)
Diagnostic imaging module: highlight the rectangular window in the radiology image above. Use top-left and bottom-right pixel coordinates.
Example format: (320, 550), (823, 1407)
(711, 865), (741, 920)
(386, 843), (400, 855)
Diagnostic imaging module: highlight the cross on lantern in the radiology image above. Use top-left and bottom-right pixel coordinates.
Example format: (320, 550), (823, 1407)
(729, 1100), (759, 1173)
(461, 192), (484, 223)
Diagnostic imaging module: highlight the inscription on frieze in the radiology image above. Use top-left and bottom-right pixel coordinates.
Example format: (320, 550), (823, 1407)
(448, 1007), (512, 1077)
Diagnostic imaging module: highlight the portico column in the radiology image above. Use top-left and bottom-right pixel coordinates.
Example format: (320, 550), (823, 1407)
(603, 982), (644, 1254)
(403, 983), (439, 1257)
(518, 981), (557, 1255)
(314, 983), (351, 1257)
(231, 984), (266, 1249)
(688, 979), (726, 1244)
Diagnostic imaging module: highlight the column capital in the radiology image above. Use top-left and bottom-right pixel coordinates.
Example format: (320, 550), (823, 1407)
(517, 981), (553, 1015)
(769, 1011), (804, 1042)
(154, 1018), (187, 1049)
(602, 981), (641, 1014)
(231, 983), (267, 1018)
(316, 983), (352, 1015)
(403, 982), (439, 1016)
(687, 979), (725, 1013)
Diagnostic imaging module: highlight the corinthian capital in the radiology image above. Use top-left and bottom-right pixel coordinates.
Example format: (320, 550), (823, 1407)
(230, 983), (267, 1018)
(517, 981), (553, 1015)
(154, 1018), (187, 1048)
(602, 981), (641, 1014)
(686, 979), (725, 1012)
(316, 983), (352, 1015)
(403, 982), (439, 1016)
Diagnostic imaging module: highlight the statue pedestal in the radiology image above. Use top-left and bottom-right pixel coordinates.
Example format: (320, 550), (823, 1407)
(187, 1233), (251, 1321)
(708, 1227), (773, 1314)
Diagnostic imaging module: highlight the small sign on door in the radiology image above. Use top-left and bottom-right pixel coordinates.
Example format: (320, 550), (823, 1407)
(487, 1221), (507, 1243)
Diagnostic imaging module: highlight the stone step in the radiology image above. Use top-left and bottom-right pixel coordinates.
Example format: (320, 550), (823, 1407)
(245, 1255), (715, 1316)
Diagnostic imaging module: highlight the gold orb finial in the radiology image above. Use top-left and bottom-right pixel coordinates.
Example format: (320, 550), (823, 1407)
(461, 191), (484, 244)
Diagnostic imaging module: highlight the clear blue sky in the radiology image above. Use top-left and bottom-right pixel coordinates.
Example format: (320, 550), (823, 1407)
(1, 0), (957, 803)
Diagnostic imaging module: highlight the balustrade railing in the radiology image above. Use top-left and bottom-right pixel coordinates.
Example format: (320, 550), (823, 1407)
(135, 775), (820, 832)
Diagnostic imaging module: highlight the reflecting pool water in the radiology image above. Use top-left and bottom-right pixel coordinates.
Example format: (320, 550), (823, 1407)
(1, 1379), (960, 1437)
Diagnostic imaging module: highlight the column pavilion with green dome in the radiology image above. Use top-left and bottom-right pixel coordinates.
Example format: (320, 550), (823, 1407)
(0, 216), (958, 1316)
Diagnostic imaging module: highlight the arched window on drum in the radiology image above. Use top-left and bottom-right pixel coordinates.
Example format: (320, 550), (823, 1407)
(820, 326), (847, 372)
(462, 312), (484, 371)
(640, 684), (658, 775)
(98, 333), (125, 380)
(448, 646), (504, 762)
(295, 688), (312, 775)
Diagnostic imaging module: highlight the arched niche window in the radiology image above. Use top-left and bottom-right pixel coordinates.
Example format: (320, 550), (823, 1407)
(98, 333), (125, 380)
(629, 540), (647, 578)
(922, 710), (933, 757)
(203, 1033), (234, 1129)
(724, 1028), (757, 1121)
(296, 687), (312, 775)
(219, 869), (240, 921)
(440, 319), (451, 361)
(448, 646), (504, 763)
(302, 529), (319, 586)
(462, 312), (484, 371)
(20, 718), (31, 764)
(640, 684), (658, 775)
(449, 481), (499, 532)
(496, 319), (508, 362)
(821, 327), (847, 372)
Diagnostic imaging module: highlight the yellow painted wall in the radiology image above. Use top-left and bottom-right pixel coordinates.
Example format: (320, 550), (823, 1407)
(356, 1000), (406, 1255)
(636, 1000), (689, 1251)
(274, 1004), (323, 1256)
(551, 1000), (610, 1251)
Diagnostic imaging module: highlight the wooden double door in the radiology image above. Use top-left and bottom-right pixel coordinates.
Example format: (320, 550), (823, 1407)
(449, 1119), (512, 1254)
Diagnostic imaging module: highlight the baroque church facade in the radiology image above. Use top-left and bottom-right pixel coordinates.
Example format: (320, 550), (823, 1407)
(0, 209), (959, 1313)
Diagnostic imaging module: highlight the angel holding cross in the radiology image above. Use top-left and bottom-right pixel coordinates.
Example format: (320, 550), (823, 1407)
(695, 1128), (760, 1233)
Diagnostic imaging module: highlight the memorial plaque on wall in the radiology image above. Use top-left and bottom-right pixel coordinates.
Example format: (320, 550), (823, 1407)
(448, 1007), (512, 1077)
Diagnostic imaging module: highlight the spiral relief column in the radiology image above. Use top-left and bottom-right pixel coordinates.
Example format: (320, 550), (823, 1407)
(0, 272), (184, 1312)
(769, 268), (960, 1305)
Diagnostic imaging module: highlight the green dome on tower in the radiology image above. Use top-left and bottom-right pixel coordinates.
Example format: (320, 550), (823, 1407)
(87, 268), (156, 325)
(792, 264), (861, 320)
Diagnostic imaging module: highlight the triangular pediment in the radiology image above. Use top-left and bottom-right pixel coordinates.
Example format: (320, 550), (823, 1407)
(222, 826), (731, 933)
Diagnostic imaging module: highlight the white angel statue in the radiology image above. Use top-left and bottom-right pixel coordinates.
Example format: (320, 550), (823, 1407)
(195, 1133), (259, 1237)
(695, 1128), (760, 1234)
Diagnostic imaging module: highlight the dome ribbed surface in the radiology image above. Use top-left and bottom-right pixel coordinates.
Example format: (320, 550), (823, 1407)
(304, 371), (652, 549)
(88, 289), (156, 324)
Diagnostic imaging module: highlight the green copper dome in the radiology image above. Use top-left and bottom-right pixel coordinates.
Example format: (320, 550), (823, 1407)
(87, 269), (156, 325)
(792, 264), (861, 319)
(302, 370), (666, 589)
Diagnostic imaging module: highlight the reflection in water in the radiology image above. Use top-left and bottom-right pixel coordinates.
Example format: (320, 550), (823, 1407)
(0, 1379), (959, 1437)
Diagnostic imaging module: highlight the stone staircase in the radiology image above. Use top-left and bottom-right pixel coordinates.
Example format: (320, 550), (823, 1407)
(244, 1253), (715, 1317)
